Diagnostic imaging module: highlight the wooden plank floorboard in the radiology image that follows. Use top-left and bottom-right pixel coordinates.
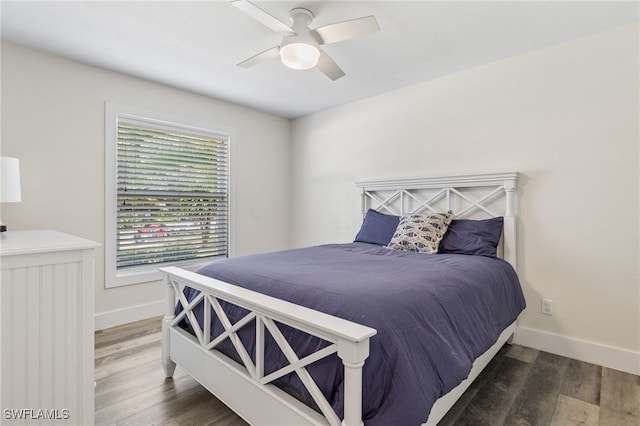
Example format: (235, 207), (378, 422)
(560, 359), (602, 406)
(95, 317), (162, 349)
(95, 339), (163, 380)
(95, 329), (162, 359)
(550, 394), (600, 426)
(95, 318), (640, 426)
(598, 367), (640, 426)
(449, 356), (533, 425)
(111, 377), (224, 426)
(96, 357), (190, 409)
(503, 351), (571, 426)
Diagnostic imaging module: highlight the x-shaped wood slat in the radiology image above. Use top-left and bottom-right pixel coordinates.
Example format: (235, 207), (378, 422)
(206, 294), (258, 378)
(170, 284), (206, 344)
(261, 317), (341, 426)
(259, 339), (338, 386)
(449, 186), (503, 218)
(168, 280), (342, 425)
(364, 190), (401, 215)
(404, 188), (447, 215)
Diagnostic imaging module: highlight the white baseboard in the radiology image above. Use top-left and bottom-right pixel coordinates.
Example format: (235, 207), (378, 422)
(514, 326), (640, 376)
(94, 300), (165, 331)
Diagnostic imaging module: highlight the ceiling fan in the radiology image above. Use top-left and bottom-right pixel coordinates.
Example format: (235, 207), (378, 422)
(231, 0), (380, 80)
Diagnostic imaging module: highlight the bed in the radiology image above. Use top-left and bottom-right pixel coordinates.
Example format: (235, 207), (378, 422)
(161, 172), (525, 426)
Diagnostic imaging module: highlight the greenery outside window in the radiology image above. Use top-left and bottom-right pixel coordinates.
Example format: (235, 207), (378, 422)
(105, 104), (232, 288)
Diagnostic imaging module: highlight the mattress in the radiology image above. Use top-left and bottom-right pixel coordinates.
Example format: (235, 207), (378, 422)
(178, 242), (526, 425)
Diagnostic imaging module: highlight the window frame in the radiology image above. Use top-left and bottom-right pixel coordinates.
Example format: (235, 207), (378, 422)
(105, 102), (235, 288)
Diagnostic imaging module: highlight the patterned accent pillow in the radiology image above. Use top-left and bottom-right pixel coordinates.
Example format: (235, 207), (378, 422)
(388, 212), (453, 254)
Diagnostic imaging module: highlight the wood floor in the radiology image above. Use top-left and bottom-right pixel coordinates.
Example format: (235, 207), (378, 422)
(95, 317), (640, 426)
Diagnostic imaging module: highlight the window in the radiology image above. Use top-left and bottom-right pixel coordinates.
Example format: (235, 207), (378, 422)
(105, 104), (233, 288)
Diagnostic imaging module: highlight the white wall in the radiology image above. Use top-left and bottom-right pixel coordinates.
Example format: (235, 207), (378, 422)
(1, 43), (291, 327)
(290, 25), (639, 372)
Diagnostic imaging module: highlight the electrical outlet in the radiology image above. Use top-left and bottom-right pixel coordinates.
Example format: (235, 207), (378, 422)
(541, 299), (553, 315)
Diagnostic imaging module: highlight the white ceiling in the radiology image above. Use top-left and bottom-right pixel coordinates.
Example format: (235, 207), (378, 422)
(1, 1), (637, 119)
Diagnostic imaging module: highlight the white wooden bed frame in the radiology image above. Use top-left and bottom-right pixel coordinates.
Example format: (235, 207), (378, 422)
(161, 172), (519, 426)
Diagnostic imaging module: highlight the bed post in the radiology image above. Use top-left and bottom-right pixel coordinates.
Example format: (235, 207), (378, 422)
(339, 339), (370, 426)
(162, 273), (177, 378)
(503, 176), (518, 272)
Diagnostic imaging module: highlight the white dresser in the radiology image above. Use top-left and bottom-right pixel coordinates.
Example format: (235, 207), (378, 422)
(0, 230), (99, 425)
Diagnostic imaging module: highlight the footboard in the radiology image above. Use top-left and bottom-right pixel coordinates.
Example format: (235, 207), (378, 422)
(160, 266), (377, 426)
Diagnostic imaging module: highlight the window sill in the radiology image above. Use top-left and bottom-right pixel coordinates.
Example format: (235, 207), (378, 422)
(108, 256), (222, 288)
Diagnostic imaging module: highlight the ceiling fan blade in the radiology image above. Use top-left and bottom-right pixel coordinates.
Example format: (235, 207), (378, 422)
(231, 0), (293, 34)
(317, 50), (345, 81)
(237, 46), (280, 68)
(312, 15), (379, 45)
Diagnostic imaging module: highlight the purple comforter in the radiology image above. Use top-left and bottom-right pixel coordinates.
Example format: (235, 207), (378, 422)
(179, 242), (526, 425)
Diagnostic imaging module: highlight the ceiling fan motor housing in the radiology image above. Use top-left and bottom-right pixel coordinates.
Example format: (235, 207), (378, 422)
(279, 8), (320, 70)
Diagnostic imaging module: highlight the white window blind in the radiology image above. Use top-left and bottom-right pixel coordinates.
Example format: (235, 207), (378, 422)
(116, 118), (229, 270)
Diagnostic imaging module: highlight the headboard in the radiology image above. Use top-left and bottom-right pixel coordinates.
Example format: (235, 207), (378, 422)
(355, 172), (518, 271)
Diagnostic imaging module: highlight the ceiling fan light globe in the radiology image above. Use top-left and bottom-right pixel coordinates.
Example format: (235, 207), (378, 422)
(280, 43), (320, 70)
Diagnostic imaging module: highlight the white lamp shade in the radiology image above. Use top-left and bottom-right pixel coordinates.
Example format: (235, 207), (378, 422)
(280, 42), (320, 70)
(1, 157), (22, 203)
